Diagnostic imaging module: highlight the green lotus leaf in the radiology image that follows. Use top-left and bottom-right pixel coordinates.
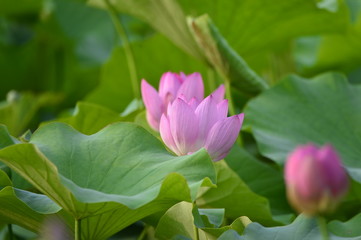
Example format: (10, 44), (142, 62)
(57, 101), (123, 135)
(0, 125), (17, 150)
(0, 170), (11, 187)
(225, 146), (293, 222)
(329, 212), (361, 237)
(244, 72), (361, 183)
(188, 15), (268, 97)
(218, 215), (361, 240)
(196, 161), (279, 226)
(0, 122), (216, 239)
(155, 201), (244, 240)
(0, 186), (61, 233)
(0, 92), (61, 136)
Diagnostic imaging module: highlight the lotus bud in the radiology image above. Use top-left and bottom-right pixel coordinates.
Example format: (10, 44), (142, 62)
(284, 144), (349, 215)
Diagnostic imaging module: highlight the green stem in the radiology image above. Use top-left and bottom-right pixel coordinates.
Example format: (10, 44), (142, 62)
(75, 218), (81, 240)
(105, 0), (140, 100)
(137, 226), (148, 240)
(193, 200), (200, 240)
(317, 216), (329, 240)
(194, 224), (200, 240)
(7, 224), (13, 240)
(7, 168), (13, 240)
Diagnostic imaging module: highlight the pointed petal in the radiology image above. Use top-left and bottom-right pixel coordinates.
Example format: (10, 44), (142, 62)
(169, 98), (199, 155)
(141, 79), (164, 131)
(159, 72), (182, 104)
(141, 80), (163, 130)
(195, 95), (221, 146)
(176, 72), (204, 101)
(217, 99), (229, 119)
(211, 84), (225, 103)
(205, 113), (244, 161)
(179, 72), (187, 83)
(159, 114), (180, 155)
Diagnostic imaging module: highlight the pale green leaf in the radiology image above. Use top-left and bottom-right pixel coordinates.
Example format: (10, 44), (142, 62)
(0, 122), (216, 239)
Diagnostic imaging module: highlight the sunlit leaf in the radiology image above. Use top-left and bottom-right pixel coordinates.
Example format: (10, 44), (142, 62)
(0, 122), (216, 239)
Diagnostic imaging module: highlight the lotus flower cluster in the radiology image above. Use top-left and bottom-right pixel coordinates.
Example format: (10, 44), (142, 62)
(141, 72), (244, 161)
(284, 144), (349, 215)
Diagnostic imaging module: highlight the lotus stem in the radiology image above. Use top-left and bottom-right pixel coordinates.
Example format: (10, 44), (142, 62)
(317, 216), (329, 240)
(105, 0), (140, 100)
(8, 224), (13, 240)
(75, 218), (81, 240)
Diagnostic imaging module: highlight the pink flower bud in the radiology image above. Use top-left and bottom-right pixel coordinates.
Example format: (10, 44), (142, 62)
(284, 144), (349, 215)
(142, 72), (224, 131)
(159, 94), (243, 161)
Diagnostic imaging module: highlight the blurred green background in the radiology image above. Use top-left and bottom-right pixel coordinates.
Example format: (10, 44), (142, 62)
(0, 0), (361, 137)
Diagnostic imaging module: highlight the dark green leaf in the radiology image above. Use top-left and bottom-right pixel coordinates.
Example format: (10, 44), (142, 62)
(197, 161), (279, 226)
(0, 0), (43, 15)
(189, 15), (268, 96)
(225, 146), (292, 219)
(85, 33), (207, 112)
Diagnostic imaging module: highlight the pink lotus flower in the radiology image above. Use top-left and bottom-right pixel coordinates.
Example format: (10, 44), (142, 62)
(141, 72), (225, 131)
(285, 144), (349, 215)
(159, 94), (244, 161)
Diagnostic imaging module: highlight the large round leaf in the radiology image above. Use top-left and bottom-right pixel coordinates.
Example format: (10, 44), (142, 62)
(244, 73), (361, 183)
(0, 122), (216, 239)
